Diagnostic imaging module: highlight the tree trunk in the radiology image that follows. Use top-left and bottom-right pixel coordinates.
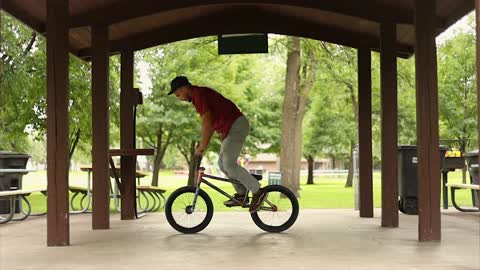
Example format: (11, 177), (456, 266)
(345, 142), (354, 187)
(151, 131), (162, 186)
(306, 155), (314, 185)
(151, 154), (162, 186)
(151, 129), (172, 186)
(331, 156), (336, 169)
(187, 141), (197, 186)
(280, 37), (302, 195)
(279, 37), (317, 196)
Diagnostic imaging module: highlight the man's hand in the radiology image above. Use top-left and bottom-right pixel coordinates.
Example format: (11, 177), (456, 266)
(195, 145), (206, 156)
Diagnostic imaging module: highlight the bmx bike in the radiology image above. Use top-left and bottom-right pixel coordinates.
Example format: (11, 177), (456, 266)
(165, 165), (299, 234)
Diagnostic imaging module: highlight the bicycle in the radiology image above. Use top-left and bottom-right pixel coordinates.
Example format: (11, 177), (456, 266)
(164, 164), (299, 234)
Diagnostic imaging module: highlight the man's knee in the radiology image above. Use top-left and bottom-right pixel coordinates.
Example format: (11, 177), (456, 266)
(222, 160), (239, 174)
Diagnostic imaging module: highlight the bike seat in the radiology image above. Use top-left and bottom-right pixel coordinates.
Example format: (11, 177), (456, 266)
(251, 174), (262, 181)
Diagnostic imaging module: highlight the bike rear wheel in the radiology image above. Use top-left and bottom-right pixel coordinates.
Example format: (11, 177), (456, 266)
(250, 185), (299, 233)
(165, 186), (213, 234)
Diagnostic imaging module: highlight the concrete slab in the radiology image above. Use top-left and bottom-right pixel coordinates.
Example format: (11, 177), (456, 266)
(1, 209), (479, 270)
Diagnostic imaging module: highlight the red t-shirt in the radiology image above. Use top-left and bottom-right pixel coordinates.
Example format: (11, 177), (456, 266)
(191, 86), (243, 140)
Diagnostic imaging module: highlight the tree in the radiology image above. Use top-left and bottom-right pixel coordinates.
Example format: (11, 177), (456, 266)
(1, 12), (121, 162)
(280, 37), (319, 195)
(303, 86), (353, 184)
(317, 44), (358, 187)
(138, 37), (284, 186)
(438, 18), (477, 153)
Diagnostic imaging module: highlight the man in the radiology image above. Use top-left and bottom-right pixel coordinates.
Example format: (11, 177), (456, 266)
(168, 76), (266, 212)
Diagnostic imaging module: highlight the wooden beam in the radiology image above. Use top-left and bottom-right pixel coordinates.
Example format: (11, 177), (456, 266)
(415, 0), (441, 242)
(70, 0), (416, 28)
(358, 47), (374, 218)
(1, 0), (2, 49)
(91, 24), (110, 230)
(444, 0), (475, 30)
(120, 51), (136, 220)
(476, 0), (480, 190)
(380, 22), (399, 228)
(46, 0), (69, 246)
(77, 7), (414, 59)
(2, 1), (46, 34)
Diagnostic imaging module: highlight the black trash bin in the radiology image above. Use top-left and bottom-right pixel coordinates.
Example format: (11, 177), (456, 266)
(464, 150), (479, 207)
(397, 145), (448, 215)
(0, 151), (31, 214)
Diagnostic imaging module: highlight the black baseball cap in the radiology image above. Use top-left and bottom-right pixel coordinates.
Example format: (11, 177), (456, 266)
(168, 76), (192, 95)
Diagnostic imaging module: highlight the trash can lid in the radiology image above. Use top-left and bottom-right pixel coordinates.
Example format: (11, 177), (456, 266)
(398, 145), (417, 150)
(464, 150), (479, 158)
(398, 145), (450, 151)
(0, 151), (31, 159)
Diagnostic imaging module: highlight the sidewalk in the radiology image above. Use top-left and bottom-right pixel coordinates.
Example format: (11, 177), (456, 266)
(1, 209), (478, 270)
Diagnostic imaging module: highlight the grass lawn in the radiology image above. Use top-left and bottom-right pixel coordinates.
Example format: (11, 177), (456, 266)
(19, 169), (476, 213)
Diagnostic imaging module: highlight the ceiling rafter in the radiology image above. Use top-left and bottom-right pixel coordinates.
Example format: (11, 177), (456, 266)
(77, 6), (413, 60)
(70, 0), (418, 28)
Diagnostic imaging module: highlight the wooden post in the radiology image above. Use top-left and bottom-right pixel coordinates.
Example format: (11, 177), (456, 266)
(91, 24), (110, 229)
(46, 0), (70, 246)
(358, 47), (373, 218)
(380, 22), (399, 227)
(476, 0), (480, 168)
(120, 51), (136, 220)
(415, 0), (441, 241)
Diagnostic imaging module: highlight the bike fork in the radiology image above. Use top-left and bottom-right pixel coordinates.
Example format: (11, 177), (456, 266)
(190, 186), (201, 212)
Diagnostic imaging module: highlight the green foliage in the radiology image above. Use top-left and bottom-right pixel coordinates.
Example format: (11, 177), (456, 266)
(138, 37), (284, 163)
(303, 44), (357, 161)
(1, 12), (121, 160)
(1, 12), (45, 151)
(438, 19), (478, 152)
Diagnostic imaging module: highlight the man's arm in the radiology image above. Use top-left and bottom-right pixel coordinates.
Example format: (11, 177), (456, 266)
(196, 110), (214, 155)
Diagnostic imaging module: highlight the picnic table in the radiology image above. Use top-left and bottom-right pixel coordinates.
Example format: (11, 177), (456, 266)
(0, 169), (46, 224)
(73, 166), (149, 213)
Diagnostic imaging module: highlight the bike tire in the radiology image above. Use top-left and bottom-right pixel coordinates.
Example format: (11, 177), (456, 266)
(165, 186), (214, 234)
(250, 185), (299, 233)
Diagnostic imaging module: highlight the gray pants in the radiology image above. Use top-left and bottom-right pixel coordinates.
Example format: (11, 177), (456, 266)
(218, 116), (260, 195)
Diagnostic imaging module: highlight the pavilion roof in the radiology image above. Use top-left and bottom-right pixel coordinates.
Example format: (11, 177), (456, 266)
(2, 0), (475, 59)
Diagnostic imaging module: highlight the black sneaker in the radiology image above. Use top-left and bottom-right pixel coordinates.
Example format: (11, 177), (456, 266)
(249, 188), (267, 213)
(224, 193), (248, 207)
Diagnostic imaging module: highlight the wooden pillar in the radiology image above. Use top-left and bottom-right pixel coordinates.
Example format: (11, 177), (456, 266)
(380, 22), (399, 227)
(476, 0), (480, 167)
(46, 0), (69, 246)
(120, 51), (136, 220)
(358, 47), (373, 218)
(91, 24), (110, 229)
(415, 0), (441, 241)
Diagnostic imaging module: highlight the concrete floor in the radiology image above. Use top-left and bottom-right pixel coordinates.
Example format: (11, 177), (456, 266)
(0, 209), (479, 270)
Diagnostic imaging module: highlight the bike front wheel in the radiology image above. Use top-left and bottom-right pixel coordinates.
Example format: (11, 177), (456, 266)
(165, 186), (213, 234)
(250, 185), (299, 233)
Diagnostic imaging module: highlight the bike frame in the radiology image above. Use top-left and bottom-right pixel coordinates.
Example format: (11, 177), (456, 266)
(191, 167), (250, 210)
(190, 167), (277, 212)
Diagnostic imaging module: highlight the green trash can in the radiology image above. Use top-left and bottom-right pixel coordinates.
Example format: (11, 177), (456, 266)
(397, 145), (447, 215)
(464, 150), (479, 207)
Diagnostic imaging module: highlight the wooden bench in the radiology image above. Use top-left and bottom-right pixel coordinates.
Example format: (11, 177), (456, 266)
(68, 186), (91, 213)
(445, 183), (480, 212)
(136, 186), (167, 212)
(0, 188), (47, 224)
(70, 168), (148, 213)
(68, 183), (166, 213)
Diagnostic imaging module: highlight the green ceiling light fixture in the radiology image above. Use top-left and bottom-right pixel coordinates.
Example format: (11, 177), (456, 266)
(218, 33), (268, 55)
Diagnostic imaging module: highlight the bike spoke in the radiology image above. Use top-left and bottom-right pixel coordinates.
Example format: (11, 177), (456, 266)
(170, 192), (208, 229)
(256, 190), (294, 227)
